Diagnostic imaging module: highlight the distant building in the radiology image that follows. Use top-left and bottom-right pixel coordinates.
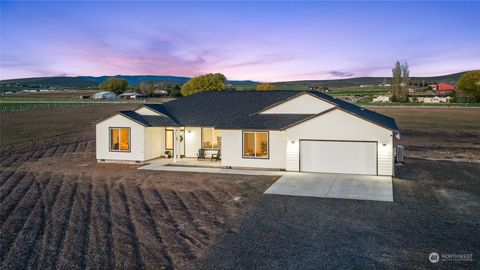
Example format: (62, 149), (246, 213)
(436, 83), (455, 95)
(118, 92), (142, 100)
(372, 95), (390, 102)
(410, 95), (451, 103)
(429, 84), (438, 91)
(93, 91), (117, 99)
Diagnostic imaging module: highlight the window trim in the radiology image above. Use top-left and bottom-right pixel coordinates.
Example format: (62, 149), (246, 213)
(165, 128), (174, 150)
(201, 127), (221, 150)
(109, 127), (131, 152)
(242, 130), (269, 159)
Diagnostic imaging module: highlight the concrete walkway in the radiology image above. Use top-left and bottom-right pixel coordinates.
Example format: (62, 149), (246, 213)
(138, 163), (286, 176)
(265, 173), (393, 202)
(139, 163), (393, 202)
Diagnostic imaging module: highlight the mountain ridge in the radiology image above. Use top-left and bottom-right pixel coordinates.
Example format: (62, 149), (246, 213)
(0, 71), (472, 90)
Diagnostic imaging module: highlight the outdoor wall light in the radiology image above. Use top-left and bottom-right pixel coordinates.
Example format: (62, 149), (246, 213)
(291, 140), (295, 144)
(188, 130), (192, 133)
(383, 144), (387, 147)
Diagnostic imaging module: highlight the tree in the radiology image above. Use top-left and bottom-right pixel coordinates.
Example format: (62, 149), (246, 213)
(457, 70), (480, 102)
(99, 78), (128, 94)
(256, 83), (275, 91)
(138, 81), (155, 97)
(391, 61), (410, 102)
(401, 62), (410, 102)
(392, 61), (402, 102)
(180, 73), (226, 96)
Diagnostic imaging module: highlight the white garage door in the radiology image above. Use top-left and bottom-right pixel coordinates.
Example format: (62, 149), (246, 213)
(300, 140), (377, 175)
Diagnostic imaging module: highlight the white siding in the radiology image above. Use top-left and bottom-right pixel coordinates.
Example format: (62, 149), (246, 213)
(261, 93), (335, 114)
(135, 107), (162, 116)
(221, 130), (287, 169)
(285, 109), (394, 176)
(144, 127), (164, 160)
(96, 115), (146, 162)
(185, 127), (201, 158)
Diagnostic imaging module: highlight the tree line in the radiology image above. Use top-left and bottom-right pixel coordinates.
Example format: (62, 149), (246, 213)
(98, 68), (480, 102)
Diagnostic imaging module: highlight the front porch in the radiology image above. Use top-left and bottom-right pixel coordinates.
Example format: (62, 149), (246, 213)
(147, 157), (223, 168)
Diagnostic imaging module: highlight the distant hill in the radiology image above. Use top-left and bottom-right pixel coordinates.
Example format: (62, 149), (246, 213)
(0, 71), (471, 92)
(271, 71), (469, 89)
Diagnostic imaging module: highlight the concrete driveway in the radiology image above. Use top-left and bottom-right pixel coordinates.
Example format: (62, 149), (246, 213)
(265, 173), (393, 202)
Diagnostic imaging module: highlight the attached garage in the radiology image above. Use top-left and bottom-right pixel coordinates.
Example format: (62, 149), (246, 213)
(299, 140), (377, 175)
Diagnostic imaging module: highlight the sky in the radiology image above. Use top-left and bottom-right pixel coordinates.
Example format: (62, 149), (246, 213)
(1, 1), (479, 81)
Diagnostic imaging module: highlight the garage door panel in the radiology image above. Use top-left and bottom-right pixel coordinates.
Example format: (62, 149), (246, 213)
(300, 141), (377, 175)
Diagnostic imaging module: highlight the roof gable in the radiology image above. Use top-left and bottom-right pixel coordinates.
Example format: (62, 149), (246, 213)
(259, 92), (335, 114)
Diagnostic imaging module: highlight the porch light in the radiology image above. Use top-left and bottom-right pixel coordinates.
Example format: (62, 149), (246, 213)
(291, 140), (295, 144)
(188, 130), (191, 133)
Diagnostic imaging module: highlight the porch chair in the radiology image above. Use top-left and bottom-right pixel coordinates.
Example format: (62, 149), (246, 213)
(197, 148), (206, 160)
(211, 149), (221, 162)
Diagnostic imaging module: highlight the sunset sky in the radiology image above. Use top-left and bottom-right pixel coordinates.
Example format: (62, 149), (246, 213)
(1, 1), (479, 81)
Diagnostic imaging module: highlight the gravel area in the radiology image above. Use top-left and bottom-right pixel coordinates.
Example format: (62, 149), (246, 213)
(199, 158), (480, 269)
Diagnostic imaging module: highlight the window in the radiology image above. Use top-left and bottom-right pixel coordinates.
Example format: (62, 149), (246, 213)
(202, 127), (222, 149)
(110, 128), (130, 151)
(165, 129), (174, 150)
(243, 131), (268, 158)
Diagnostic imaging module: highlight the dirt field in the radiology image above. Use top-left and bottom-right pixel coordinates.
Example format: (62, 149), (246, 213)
(371, 107), (480, 162)
(0, 107), (277, 269)
(1, 105), (479, 269)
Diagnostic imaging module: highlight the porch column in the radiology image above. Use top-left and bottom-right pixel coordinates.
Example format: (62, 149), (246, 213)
(173, 128), (177, 163)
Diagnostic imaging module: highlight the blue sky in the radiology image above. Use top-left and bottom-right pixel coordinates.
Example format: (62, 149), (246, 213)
(1, 1), (479, 81)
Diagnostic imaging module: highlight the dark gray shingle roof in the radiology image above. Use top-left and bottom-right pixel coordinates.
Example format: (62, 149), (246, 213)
(119, 111), (179, 127)
(130, 91), (398, 131)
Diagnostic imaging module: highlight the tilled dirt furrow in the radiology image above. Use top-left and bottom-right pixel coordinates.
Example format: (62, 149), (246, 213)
(85, 140), (96, 153)
(0, 175), (44, 262)
(1, 173), (61, 269)
(53, 144), (68, 157)
(142, 185), (199, 268)
(85, 179), (114, 270)
(0, 170), (15, 188)
(0, 153), (22, 167)
(161, 189), (209, 251)
(110, 179), (144, 270)
(123, 179), (173, 269)
(0, 171), (33, 225)
(63, 142), (78, 158)
(42, 145), (59, 158)
(57, 176), (93, 270)
(35, 176), (78, 270)
(177, 191), (223, 235)
(30, 148), (48, 162)
(190, 191), (227, 228)
(76, 141), (87, 152)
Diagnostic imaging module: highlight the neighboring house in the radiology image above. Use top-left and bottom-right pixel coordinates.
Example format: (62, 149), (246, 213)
(93, 91), (117, 99)
(411, 95), (451, 103)
(96, 91), (399, 176)
(118, 92), (142, 99)
(429, 84), (438, 91)
(435, 83), (455, 95)
(372, 95), (390, 102)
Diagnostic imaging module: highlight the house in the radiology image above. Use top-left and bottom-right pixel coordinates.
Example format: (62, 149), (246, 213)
(96, 91), (399, 176)
(435, 82), (455, 96)
(436, 83), (455, 91)
(411, 95), (451, 103)
(118, 92), (142, 99)
(372, 95), (390, 102)
(93, 91), (117, 99)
